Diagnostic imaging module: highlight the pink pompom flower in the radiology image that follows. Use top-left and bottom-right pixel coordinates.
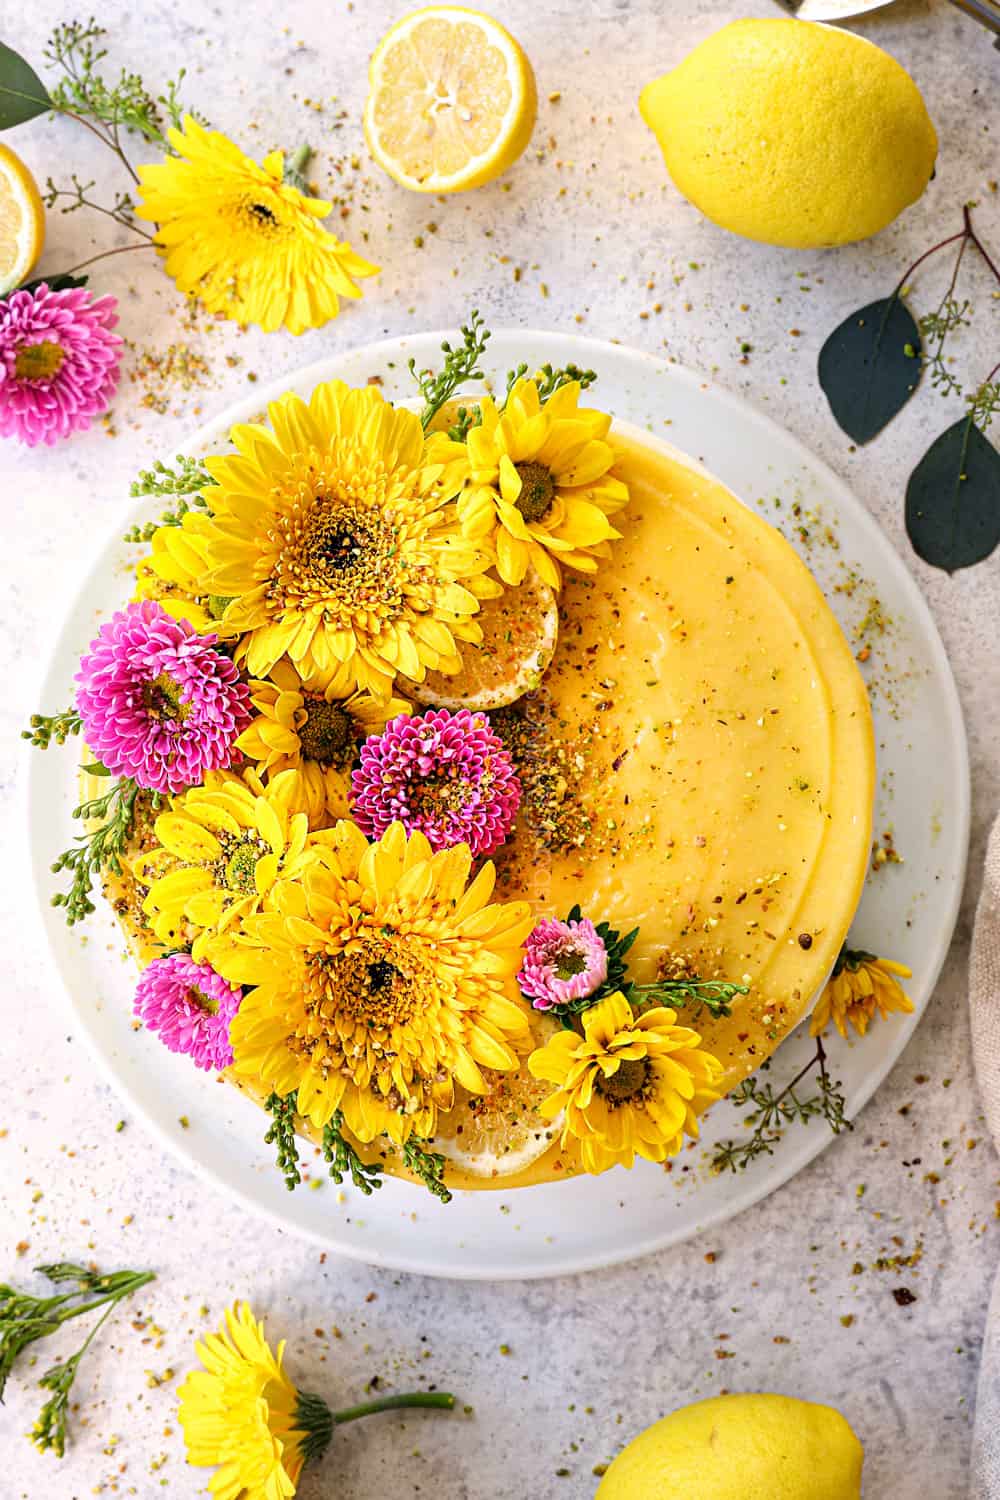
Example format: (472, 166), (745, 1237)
(0, 281), (122, 446)
(351, 707), (521, 857)
(75, 599), (251, 794)
(133, 953), (242, 1071)
(518, 915), (609, 1011)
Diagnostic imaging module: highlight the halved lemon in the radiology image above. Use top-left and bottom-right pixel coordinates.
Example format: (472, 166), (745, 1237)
(364, 6), (537, 194)
(406, 567), (559, 711)
(0, 143), (44, 295)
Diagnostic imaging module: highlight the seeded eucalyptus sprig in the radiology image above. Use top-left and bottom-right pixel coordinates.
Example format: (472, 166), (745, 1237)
(323, 1110), (384, 1196)
(711, 1037), (851, 1173)
(0, 1261), (155, 1458)
(402, 1138), (452, 1204)
(411, 310), (491, 433)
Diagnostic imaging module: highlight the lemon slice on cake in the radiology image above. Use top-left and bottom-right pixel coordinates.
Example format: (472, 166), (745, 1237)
(406, 568), (558, 711)
(433, 1066), (562, 1179)
(364, 6), (537, 194)
(0, 144), (44, 295)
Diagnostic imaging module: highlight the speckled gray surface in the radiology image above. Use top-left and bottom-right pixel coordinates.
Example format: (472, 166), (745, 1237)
(2, 1), (999, 1495)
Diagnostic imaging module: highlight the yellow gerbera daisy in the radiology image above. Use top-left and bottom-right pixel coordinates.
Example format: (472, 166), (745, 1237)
(214, 820), (534, 1146)
(178, 1302), (308, 1500)
(810, 949), (915, 1040)
(235, 657), (410, 825)
(528, 990), (724, 1175)
(135, 509), (237, 636)
(195, 380), (495, 698)
(136, 116), (378, 335)
(457, 377), (630, 589)
(130, 769), (312, 961)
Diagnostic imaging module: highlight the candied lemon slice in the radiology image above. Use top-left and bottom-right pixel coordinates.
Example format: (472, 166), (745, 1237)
(0, 143), (44, 295)
(406, 568), (558, 711)
(433, 1064), (563, 1180)
(364, 6), (537, 194)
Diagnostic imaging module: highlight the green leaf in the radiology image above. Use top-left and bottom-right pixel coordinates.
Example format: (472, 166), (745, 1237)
(0, 42), (52, 129)
(818, 295), (923, 445)
(16, 273), (88, 297)
(905, 414), (1000, 572)
(80, 760), (112, 777)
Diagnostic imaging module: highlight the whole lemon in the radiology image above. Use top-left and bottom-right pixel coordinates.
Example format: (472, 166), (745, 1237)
(595, 1392), (864, 1500)
(639, 19), (937, 248)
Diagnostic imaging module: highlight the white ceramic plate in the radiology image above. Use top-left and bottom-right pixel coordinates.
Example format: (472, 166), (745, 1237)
(28, 331), (969, 1280)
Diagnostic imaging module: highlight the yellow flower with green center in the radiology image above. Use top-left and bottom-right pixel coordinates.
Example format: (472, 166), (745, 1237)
(810, 949), (914, 1040)
(235, 657), (410, 826)
(213, 820), (534, 1146)
(135, 116), (378, 335)
(135, 510), (237, 636)
(194, 380), (497, 698)
(130, 769), (313, 962)
(527, 990), (724, 1174)
(177, 1301), (308, 1500)
(457, 377), (630, 589)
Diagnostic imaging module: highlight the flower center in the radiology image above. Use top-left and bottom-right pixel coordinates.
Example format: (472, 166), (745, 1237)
(223, 842), (261, 892)
(14, 340), (65, 382)
(297, 697), (353, 765)
(245, 200), (279, 229)
(143, 671), (191, 724)
(189, 985), (220, 1016)
(305, 944), (424, 1034)
(513, 462), (555, 524)
(552, 944), (587, 981)
(596, 1056), (650, 1104)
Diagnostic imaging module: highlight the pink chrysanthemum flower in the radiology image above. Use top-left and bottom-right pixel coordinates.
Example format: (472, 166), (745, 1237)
(351, 707), (521, 857)
(75, 599), (252, 794)
(518, 916), (609, 1011)
(0, 282), (122, 446)
(134, 953), (242, 1071)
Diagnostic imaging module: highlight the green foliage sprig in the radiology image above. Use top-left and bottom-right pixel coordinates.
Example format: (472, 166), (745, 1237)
(50, 774), (151, 925)
(0, 1261), (155, 1458)
(264, 1091), (303, 1190)
(322, 1110), (384, 1196)
(711, 1037), (851, 1173)
(43, 19), (196, 154)
(123, 456), (214, 541)
(22, 707), (82, 749)
(818, 204), (1000, 571)
(402, 1138), (452, 1204)
(411, 310), (491, 432)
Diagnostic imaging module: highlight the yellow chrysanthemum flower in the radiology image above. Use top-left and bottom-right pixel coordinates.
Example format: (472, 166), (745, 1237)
(528, 990), (724, 1175)
(235, 657), (410, 825)
(135, 509), (236, 636)
(136, 116), (378, 335)
(195, 380), (496, 698)
(178, 1302), (309, 1500)
(214, 820), (534, 1146)
(130, 769), (312, 961)
(457, 378), (630, 589)
(810, 949), (915, 1040)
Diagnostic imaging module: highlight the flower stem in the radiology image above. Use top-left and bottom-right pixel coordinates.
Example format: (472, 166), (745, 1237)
(283, 142), (314, 195)
(333, 1391), (457, 1425)
(59, 242), (156, 276)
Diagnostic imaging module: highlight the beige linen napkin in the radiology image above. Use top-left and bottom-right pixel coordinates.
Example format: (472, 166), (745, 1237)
(970, 815), (1000, 1499)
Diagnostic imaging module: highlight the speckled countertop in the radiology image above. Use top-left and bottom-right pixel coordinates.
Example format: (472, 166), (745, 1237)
(2, 1), (999, 1495)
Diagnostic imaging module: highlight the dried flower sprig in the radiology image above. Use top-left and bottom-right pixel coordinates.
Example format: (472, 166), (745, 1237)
(0, 1261), (154, 1457)
(711, 1037), (851, 1173)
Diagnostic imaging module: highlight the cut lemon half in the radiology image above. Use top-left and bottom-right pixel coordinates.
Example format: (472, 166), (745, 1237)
(406, 568), (558, 711)
(0, 143), (44, 295)
(364, 6), (537, 194)
(433, 1043), (563, 1179)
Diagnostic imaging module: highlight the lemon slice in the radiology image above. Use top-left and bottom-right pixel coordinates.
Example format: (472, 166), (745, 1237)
(407, 569), (558, 711)
(364, 6), (537, 194)
(0, 144), (44, 295)
(433, 1066), (562, 1180)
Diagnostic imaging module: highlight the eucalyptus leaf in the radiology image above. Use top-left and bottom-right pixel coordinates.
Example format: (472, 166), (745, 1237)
(0, 41), (51, 129)
(905, 414), (1000, 572)
(818, 295), (922, 445)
